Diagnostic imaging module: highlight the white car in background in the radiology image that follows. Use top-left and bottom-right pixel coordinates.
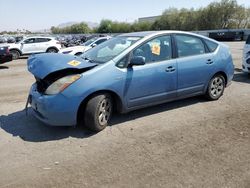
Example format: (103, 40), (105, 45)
(242, 35), (250, 74)
(59, 36), (111, 56)
(8, 36), (62, 59)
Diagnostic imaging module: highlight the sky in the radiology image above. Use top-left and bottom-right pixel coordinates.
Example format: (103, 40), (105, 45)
(0, 0), (250, 31)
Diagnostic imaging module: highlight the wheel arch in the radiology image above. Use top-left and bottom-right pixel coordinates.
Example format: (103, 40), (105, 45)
(77, 90), (124, 125)
(204, 71), (228, 93)
(9, 48), (22, 55)
(213, 71), (228, 86)
(46, 46), (59, 52)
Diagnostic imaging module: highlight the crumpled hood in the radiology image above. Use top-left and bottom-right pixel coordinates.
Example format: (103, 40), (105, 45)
(27, 53), (97, 79)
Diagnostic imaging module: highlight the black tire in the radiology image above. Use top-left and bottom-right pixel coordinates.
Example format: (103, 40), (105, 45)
(10, 50), (20, 60)
(46, 48), (58, 53)
(75, 52), (83, 56)
(84, 94), (113, 132)
(205, 74), (225, 100)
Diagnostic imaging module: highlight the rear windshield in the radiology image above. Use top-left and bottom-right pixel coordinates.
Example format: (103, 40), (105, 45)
(204, 39), (218, 52)
(246, 35), (250, 44)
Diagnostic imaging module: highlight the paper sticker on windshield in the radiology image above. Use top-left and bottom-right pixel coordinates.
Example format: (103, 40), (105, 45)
(68, 60), (81, 67)
(151, 44), (161, 56)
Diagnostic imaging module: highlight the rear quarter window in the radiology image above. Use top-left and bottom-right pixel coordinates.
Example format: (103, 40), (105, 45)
(175, 35), (205, 57)
(204, 39), (218, 52)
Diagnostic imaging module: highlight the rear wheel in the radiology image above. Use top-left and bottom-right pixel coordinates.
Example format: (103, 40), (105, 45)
(10, 50), (20, 60)
(206, 74), (225, 100)
(84, 94), (113, 132)
(46, 48), (58, 53)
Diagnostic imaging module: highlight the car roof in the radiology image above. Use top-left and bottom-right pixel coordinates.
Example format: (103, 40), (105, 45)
(121, 30), (203, 37)
(119, 30), (219, 44)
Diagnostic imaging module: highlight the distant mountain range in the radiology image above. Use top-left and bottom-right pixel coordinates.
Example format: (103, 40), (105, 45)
(32, 21), (99, 33)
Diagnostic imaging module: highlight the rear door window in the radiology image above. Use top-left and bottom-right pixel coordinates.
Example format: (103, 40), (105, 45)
(36, 38), (51, 43)
(175, 35), (205, 58)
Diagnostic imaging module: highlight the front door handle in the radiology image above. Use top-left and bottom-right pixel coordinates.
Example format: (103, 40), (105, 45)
(166, 66), (176, 72)
(206, 59), (213, 64)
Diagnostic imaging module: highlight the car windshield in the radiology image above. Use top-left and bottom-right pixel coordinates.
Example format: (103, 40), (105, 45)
(82, 36), (141, 64)
(83, 37), (98, 46)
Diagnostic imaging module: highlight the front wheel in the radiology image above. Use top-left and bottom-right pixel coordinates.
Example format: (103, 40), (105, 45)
(10, 50), (20, 60)
(84, 94), (113, 132)
(46, 48), (58, 53)
(206, 75), (225, 100)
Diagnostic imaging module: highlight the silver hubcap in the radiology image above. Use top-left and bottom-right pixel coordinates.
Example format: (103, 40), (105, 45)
(98, 98), (112, 126)
(210, 77), (224, 97)
(12, 52), (18, 59)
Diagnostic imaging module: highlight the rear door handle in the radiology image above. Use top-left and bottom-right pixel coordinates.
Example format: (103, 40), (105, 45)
(166, 66), (176, 72)
(206, 59), (213, 64)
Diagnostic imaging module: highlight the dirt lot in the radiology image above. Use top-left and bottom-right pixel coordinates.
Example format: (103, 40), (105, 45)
(0, 42), (250, 188)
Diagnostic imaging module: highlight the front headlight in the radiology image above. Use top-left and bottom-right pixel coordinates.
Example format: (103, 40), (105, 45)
(45, 74), (81, 95)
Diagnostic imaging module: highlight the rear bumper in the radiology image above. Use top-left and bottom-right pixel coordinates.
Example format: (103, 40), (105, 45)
(0, 54), (12, 64)
(28, 83), (79, 126)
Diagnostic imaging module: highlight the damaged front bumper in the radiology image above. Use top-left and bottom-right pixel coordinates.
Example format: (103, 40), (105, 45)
(27, 83), (79, 126)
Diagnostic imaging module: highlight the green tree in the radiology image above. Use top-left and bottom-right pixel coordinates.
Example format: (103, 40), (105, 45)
(97, 20), (113, 33)
(131, 21), (152, 32)
(50, 22), (90, 34)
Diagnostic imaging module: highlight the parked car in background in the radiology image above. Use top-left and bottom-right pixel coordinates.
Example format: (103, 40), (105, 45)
(0, 37), (7, 44)
(7, 36), (62, 60)
(7, 37), (16, 43)
(27, 31), (234, 132)
(59, 36), (111, 56)
(0, 46), (12, 64)
(242, 35), (250, 74)
(14, 36), (24, 43)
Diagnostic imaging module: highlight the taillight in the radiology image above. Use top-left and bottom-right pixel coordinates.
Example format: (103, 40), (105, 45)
(6, 48), (9, 54)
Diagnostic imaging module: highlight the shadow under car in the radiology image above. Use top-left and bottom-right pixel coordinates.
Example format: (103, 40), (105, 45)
(0, 96), (209, 142)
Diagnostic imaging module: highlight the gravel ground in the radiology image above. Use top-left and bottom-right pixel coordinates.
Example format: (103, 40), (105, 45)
(0, 42), (249, 188)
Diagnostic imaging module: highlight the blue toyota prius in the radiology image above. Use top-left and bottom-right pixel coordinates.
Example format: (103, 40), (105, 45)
(27, 31), (234, 132)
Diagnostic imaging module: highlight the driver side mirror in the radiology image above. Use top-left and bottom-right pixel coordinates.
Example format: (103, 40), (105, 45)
(130, 56), (146, 66)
